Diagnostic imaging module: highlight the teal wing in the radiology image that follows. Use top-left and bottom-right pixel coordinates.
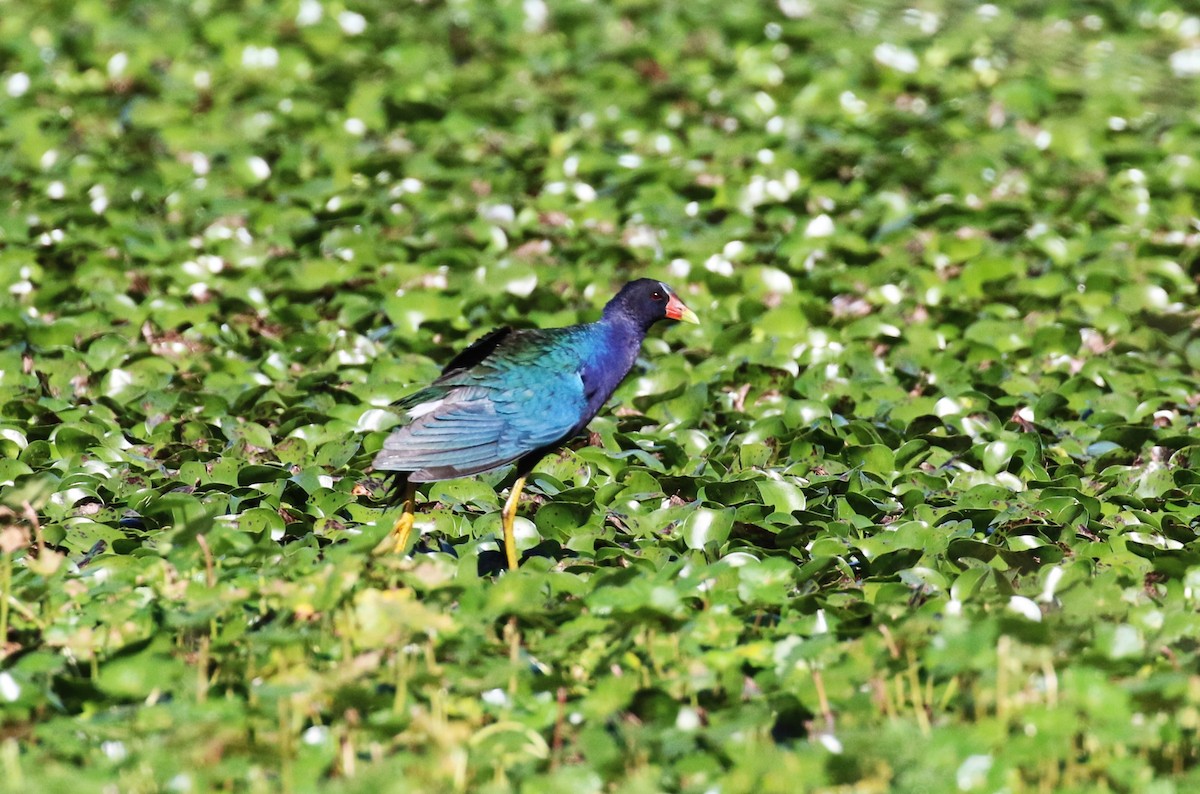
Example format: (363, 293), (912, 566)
(372, 329), (589, 481)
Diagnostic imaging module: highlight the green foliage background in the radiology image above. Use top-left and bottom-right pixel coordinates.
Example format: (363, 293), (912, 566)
(2, 0), (1200, 791)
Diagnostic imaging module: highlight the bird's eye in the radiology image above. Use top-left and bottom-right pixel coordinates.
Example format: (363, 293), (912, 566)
(651, 291), (664, 301)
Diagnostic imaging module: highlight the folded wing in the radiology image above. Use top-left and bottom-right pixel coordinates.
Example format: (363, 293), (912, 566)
(373, 371), (587, 481)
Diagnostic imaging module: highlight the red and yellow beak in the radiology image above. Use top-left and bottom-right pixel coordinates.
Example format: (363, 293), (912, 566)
(665, 293), (700, 324)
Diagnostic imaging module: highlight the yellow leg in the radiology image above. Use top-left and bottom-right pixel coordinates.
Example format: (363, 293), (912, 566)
(391, 481), (416, 553)
(501, 475), (526, 570)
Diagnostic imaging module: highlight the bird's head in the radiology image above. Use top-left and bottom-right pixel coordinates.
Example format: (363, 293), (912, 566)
(603, 279), (700, 330)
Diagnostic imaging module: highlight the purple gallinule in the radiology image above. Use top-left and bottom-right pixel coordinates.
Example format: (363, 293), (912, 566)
(374, 279), (699, 569)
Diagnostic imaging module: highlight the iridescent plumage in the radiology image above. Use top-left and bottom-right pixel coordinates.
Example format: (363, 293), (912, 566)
(373, 279), (699, 569)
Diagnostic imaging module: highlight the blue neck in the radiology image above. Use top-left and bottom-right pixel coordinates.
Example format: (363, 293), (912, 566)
(580, 314), (648, 417)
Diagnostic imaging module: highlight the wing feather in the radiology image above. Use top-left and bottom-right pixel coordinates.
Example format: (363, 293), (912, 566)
(438, 327), (513, 376)
(373, 364), (588, 481)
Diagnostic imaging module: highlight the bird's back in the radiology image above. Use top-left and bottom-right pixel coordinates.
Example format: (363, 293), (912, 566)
(374, 324), (599, 481)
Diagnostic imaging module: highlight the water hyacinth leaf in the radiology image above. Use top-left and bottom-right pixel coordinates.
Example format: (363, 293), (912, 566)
(534, 502), (595, 536)
(237, 507), (286, 538)
(982, 440), (1014, 474)
(682, 508), (733, 550)
(756, 479), (806, 515)
(844, 444), (895, 477)
(51, 426), (99, 457)
(0, 460), (34, 487)
(704, 479), (762, 507)
(316, 437), (359, 469)
(236, 465), (291, 486)
(95, 638), (185, 700)
(950, 567), (991, 602)
(737, 557), (798, 605)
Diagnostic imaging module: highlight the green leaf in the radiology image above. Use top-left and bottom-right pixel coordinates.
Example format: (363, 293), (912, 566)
(681, 508), (733, 550)
(756, 479), (807, 514)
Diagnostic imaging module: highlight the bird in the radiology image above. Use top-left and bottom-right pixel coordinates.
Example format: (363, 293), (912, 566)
(373, 278), (699, 570)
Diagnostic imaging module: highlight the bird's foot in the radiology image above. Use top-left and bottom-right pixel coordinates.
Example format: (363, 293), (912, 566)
(373, 511), (415, 556)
